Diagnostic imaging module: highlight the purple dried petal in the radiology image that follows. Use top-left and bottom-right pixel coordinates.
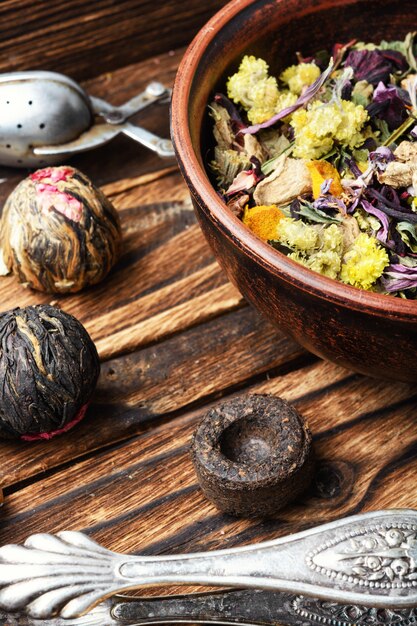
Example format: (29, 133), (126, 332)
(373, 82), (397, 103)
(411, 125), (417, 139)
(345, 157), (363, 178)
(241, 59), (334, 135)
(345, 49), (407, 85)
(313, 195), (347, 217)
(365, 191), (417, 223)
(367, 185), (413, 213)
(320, 178), (333, 195)
(387, 263), (417, 275)
(367, 82), (408, 130)
(361, 199), (393, 245)
(382, 263), (417, 292)
(214, 93), (245, 127)
(382, 276), (417, 292)
(380, 49), (409, 73)
(370, 145), (394, 159)
(348, 194), (361, 214)
(369, 145), (395, 171)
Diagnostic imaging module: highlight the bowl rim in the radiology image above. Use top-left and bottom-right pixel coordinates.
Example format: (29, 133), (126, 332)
(171, 0), (417, 321)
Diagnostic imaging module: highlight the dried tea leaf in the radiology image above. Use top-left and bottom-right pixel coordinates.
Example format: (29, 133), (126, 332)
(0, 166), (121, 294)
(254, 154), (312, 206)
(0, 305), (100, 440)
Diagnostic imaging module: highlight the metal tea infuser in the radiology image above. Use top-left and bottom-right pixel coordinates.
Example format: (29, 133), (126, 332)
(0, 509), (417, 624)
(0, 71), (174, 167)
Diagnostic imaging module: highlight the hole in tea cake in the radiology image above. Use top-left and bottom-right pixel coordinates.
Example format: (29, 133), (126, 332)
(220, 417), (276, 464)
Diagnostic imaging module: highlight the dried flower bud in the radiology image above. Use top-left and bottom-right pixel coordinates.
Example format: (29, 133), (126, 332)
(0, 166), (121, 293)
(0, 305), (100, 440)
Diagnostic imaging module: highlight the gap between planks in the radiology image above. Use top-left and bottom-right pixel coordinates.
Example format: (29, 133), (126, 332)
(3, 339), (312, 495)
(94, 279), (244, 361)
(101, 165), (179, 197)
(0, 304), (307, 488)
(2, 358), (416, 554)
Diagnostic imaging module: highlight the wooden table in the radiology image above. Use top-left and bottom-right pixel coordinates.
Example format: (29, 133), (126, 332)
(0, 2), (417, 609)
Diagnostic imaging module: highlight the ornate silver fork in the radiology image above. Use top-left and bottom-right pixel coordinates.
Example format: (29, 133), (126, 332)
(1, 590), (416, 626)
(0, 510), (416, 620)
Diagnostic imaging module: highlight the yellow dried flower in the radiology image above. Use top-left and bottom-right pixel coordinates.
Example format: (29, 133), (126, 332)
(276, 217), (319, 251)
(320, 224), (344, 253)
(280, 62), (321, 95)
(340, 233), (389, 290)
(289, 249), (342, 279)
(276, 220), (345, 279)
(353, 209), (381, 233)
(227, 55), (298, 124)
(333, 100), (370, 145)
(248, 90), (297, 124)
(291, 100), (369, 160)
(246, 78), (281, 123)
(242, 205), (284, 241)
(227, 56), (278, 110)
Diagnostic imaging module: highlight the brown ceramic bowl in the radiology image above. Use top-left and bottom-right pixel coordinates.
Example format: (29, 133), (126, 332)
(171, 0), (417, 382)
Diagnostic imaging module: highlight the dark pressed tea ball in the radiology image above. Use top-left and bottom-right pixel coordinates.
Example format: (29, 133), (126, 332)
(0, 305), (100, 440)
(191, 394), (314, 517)
(0, 165), (121, 293)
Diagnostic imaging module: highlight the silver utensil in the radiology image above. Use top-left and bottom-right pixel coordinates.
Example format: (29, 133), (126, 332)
(0, 71), (174, 167)
(2, 589), (416, 626)
(1, 510), (417, 620)
(33, 120), (174, 161)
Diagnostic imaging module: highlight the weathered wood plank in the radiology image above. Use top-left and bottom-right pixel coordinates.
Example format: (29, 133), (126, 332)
(0, 51), (238, 361)
(0, 359), (415, 575)
(100, 165), (180, 199)
(95, 279), (244, 360)
(0, 306), (305, 487)
(0, 1), (225, 79)
(0, 28), (414, 598)
(0, 217), (240, 359)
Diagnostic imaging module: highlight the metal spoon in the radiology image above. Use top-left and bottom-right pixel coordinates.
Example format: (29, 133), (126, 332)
(0, 71), (174, 167)
(0, 509), (417, 620)
(1, 589), (416, 626)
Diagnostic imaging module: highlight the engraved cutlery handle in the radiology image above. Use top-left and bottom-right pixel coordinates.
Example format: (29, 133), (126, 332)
(1, 510), (417, 620)
(1, 591), (417, 626)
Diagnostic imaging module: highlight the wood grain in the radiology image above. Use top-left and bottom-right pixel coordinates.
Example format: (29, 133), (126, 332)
(0, 305), (305, 487)
(0, 0), (226, 79)
(0, 20), (416, 608)
(1, 358), (416, 586)
(0, 49), (235, 364)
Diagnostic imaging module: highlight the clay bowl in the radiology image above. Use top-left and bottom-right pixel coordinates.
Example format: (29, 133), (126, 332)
(171, 0), (417, 382)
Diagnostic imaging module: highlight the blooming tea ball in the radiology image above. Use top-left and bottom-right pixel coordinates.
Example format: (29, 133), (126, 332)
(0, 305), (100, 440)
(0, 166), (121, 293)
